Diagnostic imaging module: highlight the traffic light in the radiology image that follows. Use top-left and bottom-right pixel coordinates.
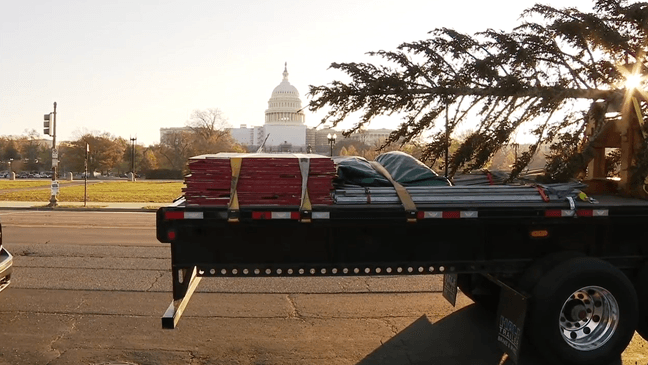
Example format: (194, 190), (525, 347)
(44, 114), (51, 136)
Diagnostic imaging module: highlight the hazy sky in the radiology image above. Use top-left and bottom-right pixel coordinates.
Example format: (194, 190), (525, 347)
(1, 0), (596, 146)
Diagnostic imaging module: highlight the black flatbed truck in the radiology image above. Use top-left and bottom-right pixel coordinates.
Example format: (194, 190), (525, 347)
(157, 185), (648, 365)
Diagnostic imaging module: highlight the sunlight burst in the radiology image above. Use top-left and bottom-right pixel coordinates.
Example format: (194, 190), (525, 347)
(625, 73), (643, 90)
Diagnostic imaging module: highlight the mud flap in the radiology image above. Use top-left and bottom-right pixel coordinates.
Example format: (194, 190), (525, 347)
(495, 281), (528, 364)
(442, 273), (458, 307)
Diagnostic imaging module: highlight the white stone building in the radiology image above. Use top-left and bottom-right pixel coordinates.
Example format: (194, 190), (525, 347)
(345, 128), (393, 146)
(227, 64), (393, 153)
(229, 63), (307, 152)
(160, 64), (394, 153)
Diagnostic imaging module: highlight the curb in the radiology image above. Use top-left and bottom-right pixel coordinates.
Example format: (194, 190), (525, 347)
(0, 205), (161, 212)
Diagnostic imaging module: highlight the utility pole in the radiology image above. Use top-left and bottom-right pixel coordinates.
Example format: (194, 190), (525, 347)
(45, 102), (58, 207)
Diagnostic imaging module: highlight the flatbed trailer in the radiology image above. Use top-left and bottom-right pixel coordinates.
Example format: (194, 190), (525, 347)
(157, 185), (648, 365)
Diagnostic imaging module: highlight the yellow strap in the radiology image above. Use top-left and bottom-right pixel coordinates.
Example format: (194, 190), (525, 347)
(228, 157), (242, 222)
(298, 156), (312, 223)
(369, 161), (417, 222)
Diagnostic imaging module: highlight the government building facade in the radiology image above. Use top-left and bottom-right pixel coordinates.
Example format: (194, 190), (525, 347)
(229, 64), (392, 154)
(161, 64), (392, 154)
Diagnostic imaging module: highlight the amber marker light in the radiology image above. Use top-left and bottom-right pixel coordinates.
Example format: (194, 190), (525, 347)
(530, 229), (549, 238)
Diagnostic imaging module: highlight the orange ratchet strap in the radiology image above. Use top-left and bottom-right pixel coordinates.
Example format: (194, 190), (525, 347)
(536, 186), (550, 202)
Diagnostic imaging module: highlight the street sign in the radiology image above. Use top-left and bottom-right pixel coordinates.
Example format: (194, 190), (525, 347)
(51, 181), (59, 195)
(52, 158), (59, 166)
(52, 148), (58, 159)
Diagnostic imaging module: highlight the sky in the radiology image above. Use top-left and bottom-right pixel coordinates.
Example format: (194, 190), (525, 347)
(1, 0), (597, 146)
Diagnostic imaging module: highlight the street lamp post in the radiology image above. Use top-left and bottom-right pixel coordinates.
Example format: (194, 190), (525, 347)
(327, 133), (337, 156)
(84, 143), (89, 207)
(130, 137), (137, 181)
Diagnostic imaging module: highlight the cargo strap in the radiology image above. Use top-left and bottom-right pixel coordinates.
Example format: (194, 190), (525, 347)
(227, 157), (242, 222)
(536, 186), (550, 202)
(369, 161), (417, 222)
(486, 171), (494, 185)
(567, 196), (576, 211)
(298, 156), (313, 223)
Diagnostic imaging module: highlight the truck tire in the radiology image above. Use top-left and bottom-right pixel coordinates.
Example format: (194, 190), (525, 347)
(517, 251), (585, 294)
(634, 263), (648, 340)
(527, 257), (638, 365)
(457, 273), (500, 311)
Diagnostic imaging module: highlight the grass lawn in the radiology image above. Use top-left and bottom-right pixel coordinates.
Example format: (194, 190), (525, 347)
(0, 181), (74, 190)
(0, 181), (184, 203)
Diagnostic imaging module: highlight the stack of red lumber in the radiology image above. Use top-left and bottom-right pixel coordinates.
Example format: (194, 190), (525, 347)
(184, 153), (336, 206)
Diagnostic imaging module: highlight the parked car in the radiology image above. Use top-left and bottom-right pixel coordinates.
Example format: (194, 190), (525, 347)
(0, 219), (13, 293)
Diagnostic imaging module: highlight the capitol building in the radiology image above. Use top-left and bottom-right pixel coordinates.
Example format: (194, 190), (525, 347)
(229, 64), (392, 154)
(160, 64), (392, 153)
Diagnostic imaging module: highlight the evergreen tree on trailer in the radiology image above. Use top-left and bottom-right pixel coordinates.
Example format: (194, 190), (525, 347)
(308, 0), (648, 183)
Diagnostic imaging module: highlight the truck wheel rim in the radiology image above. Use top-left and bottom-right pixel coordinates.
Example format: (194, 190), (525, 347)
(559, 285), (619, 351)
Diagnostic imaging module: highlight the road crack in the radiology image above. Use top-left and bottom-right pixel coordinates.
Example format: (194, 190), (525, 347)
(146, 271), (165, 292)
(379, 318), (399, 336)
(286, 294), (305, 322)
(188, 350), (202, 365)
(73, 297), (87, 311)
(46, 315), (78, 365)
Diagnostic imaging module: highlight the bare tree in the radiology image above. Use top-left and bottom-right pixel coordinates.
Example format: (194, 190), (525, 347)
(187, 108), (230, 141)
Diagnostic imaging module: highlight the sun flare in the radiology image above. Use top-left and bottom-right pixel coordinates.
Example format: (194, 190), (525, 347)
(625, 73), (643, 90)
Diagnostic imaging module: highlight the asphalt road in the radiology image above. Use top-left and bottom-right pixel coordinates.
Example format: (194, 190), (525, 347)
(0, 210), (646, 365)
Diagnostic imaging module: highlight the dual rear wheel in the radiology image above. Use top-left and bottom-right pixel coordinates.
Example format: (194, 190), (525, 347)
(525, 257), (638, 365)
(460, 256), (641, 365)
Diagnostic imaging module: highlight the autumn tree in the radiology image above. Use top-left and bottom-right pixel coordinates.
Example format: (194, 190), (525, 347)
(0, 138), (21, 165)
(64, 133), (125, 174)
(308, 0), (648, 184)
(139, 148), (158, 172)
(333, 138), (370, 157)
(153, 129), (197, 171)
(17, 129), (49, 171)
(120, 144), (159, 174)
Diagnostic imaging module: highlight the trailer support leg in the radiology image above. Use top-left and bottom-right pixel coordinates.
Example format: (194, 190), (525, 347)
(162, 266), (202, 329)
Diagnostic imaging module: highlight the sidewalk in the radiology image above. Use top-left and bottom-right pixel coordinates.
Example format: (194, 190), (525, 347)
(0, 201), (167, 212)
